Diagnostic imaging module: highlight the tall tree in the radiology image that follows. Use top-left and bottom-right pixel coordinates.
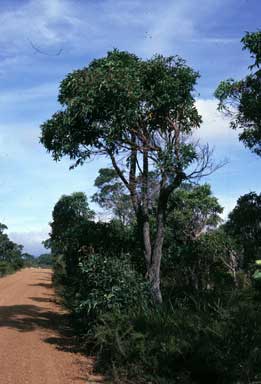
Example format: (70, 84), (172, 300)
(166, 183), (223, 243)
(162, 185), (239, 289)
(48, 192), (94, 278)
(215, 31), (261, 155)
(41, 50), (218, 302)
(224, 192), (261, 269)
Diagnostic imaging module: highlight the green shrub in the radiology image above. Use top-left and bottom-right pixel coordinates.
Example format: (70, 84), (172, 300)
(74, 254), (150, 322)
(92, 289), (261, 384)
(0, 261), (15, 277)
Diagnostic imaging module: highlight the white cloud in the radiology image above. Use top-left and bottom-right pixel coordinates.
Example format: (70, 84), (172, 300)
(138, 1), (196, 56)
(195, 98), (239, 143)
(0, 83), (57, 105)
(0, 0), (253, 258)
(0, 0), (236, 62)
(217, 195), (237, 220)
(191, 37), (238, 44)
(8, 228), (50, 256)
(0, 122), (42, 159)
(0, 0), (75, 50)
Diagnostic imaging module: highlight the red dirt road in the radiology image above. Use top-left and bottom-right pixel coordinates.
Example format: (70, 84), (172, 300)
(0, 268), (103, 384)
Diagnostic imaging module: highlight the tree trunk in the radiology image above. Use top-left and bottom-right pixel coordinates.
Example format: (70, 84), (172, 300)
(147, 198), (167, 304)
(143, 218), (152, 270)
(141, 149), (152, 269)
(148, 264), (162, 303)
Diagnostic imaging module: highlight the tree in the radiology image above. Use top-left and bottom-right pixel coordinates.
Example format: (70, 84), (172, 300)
(92, 168), (133, 225)
(215, 31), (261, 155)
(22, 253), (35, 267)
(166, 183), (223, 243)
(36, 253), (53, 268)
(51, 192), (94, 240)
(166, 229), (239, 290)
(224, 192), (261, 269)
(162, 184), (237, 290)
(41, 50), (219, 302)
(47, 192), (95, 278)
(0, 223), (24, 273)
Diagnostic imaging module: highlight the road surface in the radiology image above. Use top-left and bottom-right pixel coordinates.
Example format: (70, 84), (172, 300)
(0, 268), (103, 384)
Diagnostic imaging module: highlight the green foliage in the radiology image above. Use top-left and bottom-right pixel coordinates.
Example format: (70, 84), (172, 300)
(22, 252), (53, 269)
(166, 184), (223, 243)
(36, 253), (53, 268)
(242, 31), (261, 68)
(47, 193), (140, 320)
(39, 43), (261, 381)
(47, 186), (260, 384)
(40, 50), (201, 168)
(41, 49), (218, 304)
(22, 253), (35, 267)
(94, 290), (261, 384)
(92, 168), (133, 224)
(162, 229), (239, 294)
(47, 192), (95, 282)
(224, 192), (261, 269)
(0, 223), (24, 274)
(215, 31), (261, 155)
(161, 184), (232, 291)
(75, 254), (150, 322)
(0, 261), (15, 276)
(51, 192), (95, 243)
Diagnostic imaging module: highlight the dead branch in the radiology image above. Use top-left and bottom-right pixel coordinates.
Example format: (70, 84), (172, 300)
(28, 39), (63, 56)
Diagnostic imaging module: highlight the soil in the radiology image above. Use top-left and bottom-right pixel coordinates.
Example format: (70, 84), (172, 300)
(0, 268), (104, 384)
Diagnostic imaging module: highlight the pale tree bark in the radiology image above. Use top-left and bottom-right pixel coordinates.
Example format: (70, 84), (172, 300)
(141, 149), (152, 269)
(108, 134), (218, 304)
(147, 203), (166, 303)
(142, 172), (184, 304)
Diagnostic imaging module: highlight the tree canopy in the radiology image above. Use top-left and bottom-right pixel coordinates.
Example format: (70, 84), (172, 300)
(225, 192), (261, 268)
(166, 183), (223, 243)
(41, 49), (219, 302)
(37, 32), (261, 383)
(215, 31), (261, 155)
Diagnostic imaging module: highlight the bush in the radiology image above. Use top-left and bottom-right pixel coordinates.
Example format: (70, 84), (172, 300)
(74, 254), (150, 323)
(162, 230), (239, 295)
(0, 261), (14, 277)
(93, 289), (261, 384)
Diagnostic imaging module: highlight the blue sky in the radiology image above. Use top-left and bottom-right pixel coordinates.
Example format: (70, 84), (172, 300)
(0, 0), (260, 255)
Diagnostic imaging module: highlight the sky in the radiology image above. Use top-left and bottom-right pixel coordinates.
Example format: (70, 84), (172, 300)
(0, 0), (260, 255)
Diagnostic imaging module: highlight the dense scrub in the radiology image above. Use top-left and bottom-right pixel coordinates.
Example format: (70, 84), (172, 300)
(94, 289), (261, 384)
(44, 186), (261, 384)
(42, 34), (261, 384)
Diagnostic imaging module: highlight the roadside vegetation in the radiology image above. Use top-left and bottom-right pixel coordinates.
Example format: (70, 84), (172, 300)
(40, 31), (261, 383)
(0, 223), (24, 276)
(23, 253), (53, 268)
(0, 222), (52, 276)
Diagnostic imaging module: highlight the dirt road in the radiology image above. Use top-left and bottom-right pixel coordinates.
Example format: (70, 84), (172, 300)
(0, 268), (103, 384)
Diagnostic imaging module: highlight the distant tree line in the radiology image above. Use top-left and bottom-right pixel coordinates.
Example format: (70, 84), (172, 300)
(22, 252), (52, 268)
(0, 223), (24, 276)
(0, 222), (52, 277)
